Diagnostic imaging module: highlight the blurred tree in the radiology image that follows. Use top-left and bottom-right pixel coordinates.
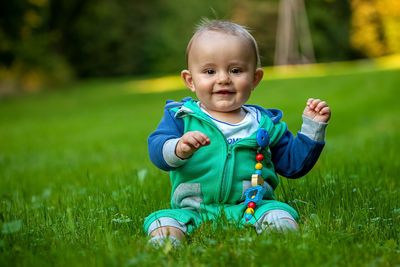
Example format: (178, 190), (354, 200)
(62, 0), (151, 76)
(306, 0), (359, 63)
(59, 0), (233, 76)
(231, 0), (279, 66)
(0, 0), (73, 94)
(231, 0), (358, 65)
(274, 0), (315, 66)
(350, 0), (400, 57)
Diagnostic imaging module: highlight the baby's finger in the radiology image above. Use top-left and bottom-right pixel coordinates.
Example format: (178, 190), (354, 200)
(319, 106), (331, 116)
(306, 98), (315, 106)
(187, 135), (203, 149)
(315, 100), (327, 112)
(308, 98), (321, 109)
(191, 131), (211, 146)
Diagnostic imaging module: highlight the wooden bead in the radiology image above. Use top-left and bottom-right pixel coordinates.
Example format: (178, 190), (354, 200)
(251, 174), (264, 186)
(255, 163), (263, 170)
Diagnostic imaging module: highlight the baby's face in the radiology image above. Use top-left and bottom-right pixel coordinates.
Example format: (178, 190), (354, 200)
(183, 30), (262, 116)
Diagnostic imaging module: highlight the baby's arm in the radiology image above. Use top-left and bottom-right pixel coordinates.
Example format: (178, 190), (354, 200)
(270, 98), (331, 178)
(175, 131), (210, 159)
(148, 103), (185, 171)
(148, 101), (211, 169)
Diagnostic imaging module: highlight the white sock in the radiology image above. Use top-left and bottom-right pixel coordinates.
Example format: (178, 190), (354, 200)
(147, 217), (187, 235)
(255, 209), (299, 234)
(148, 235), (182, 248)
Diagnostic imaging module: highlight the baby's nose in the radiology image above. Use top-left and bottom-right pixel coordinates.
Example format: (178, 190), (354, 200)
(217, 71), (231, 84)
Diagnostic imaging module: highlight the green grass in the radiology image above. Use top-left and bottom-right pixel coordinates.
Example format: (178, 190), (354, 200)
(0, 67), (399, 267)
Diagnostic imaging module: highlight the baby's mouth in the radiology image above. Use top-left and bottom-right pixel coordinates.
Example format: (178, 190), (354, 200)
(214, 90), (235, 95)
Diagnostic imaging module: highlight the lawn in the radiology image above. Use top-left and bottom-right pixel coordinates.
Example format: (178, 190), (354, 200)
(0, 64), (399, 266)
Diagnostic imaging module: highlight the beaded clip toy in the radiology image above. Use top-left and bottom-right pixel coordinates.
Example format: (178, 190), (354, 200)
(243, 129), (270, 222)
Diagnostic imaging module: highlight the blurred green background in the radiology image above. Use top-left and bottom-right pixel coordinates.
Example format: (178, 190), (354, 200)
(1, 2), (399, 265)
(1, 0), (399, 95)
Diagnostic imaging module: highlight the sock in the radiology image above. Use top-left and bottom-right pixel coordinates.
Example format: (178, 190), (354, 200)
(255, 209), (299, 234)
(148, 235), (182, 248)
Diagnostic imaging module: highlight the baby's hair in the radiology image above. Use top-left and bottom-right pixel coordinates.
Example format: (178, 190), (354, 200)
(185, 18), (261, 68)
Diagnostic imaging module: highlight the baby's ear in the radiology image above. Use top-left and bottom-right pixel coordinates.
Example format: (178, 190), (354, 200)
(181, 70), (195, 92)
(252, 68), (264, 89)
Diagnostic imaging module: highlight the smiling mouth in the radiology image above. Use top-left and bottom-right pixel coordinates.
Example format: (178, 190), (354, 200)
(214, 90), (234, 95)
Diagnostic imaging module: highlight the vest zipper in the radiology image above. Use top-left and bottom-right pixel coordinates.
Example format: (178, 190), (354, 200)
(219, 145), (233, 203)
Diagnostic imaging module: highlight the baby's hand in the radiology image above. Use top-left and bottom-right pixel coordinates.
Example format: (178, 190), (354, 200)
(303, 98), (331, 123)
(175, 131), (210, 159)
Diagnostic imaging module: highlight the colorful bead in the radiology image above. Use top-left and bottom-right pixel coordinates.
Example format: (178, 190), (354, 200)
(256, 153), (264, 161)
(245, 208), (255, 214)
(245, 213), (253, 221)
(255, 163), (263, 170)
(248, 201), (256, 209)
(255, 170), (262, 175)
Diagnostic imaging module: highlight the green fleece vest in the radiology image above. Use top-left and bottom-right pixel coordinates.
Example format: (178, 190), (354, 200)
(169, 100), (287, 209)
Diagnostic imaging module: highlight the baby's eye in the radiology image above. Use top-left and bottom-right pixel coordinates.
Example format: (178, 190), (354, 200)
(230, 68), (242, 74)
(204, 69), (215, 75)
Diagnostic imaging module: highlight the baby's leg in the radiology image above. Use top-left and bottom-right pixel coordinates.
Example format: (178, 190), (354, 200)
(147, 217), (187, 247)
(254, 209), (298, 234)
